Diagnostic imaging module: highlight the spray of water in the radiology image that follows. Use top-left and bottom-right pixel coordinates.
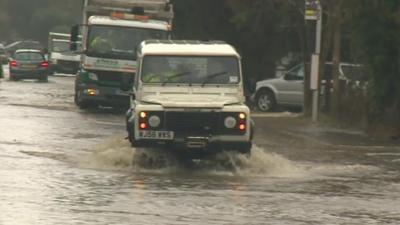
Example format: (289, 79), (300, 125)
(77, 138), (135, 171)
(19, 137), (380, 180)
(77, 137), (303, 177)
(212, 145), (303, 177)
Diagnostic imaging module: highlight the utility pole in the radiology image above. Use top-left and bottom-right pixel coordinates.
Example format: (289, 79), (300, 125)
(305, 0), (322, 122)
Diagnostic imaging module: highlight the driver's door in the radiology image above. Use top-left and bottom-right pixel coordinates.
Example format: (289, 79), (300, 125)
(276, 64), (304, 105)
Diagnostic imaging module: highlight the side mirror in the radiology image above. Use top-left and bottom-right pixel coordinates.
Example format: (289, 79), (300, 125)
(70, 25), (80, 51)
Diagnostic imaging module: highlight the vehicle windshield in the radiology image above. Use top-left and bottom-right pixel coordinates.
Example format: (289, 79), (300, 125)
(14, 52), (44, 61)
(87, 25), (167, 60)
(52, 41), (69, 52)
(141, 56), (240, 85)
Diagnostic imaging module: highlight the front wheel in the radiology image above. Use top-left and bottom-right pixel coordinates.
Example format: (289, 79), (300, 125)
(237, 141), (252, 156)
(9, 75), (18, 81)
(256, 90), (276, 112)
(39, 76), (48, 82)
(127, 123), (139, 147)
(75, 90), (96, 109)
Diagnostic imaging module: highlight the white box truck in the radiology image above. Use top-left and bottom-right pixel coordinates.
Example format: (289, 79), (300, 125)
(70, 0), (173, 109)
(48, 32), (81, 75)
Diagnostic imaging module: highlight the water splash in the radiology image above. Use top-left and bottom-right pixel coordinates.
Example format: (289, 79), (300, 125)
(212, 145), (303, 177)
(77, 138), (135, 171)
(77, 137), (302, 177)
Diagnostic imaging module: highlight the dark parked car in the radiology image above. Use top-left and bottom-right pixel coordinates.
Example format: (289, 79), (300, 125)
(9, 49), (49, 82)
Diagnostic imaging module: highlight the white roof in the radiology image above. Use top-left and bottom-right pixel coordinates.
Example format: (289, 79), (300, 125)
(141, 41), (240, 57)
(88, 16), (168, 31)
(15, 49), (43, 53)
(86, 0), (173, 20)
(52, 39), (70, 43)
(89, 0), (169, 7)
(49, 32), (71, 38)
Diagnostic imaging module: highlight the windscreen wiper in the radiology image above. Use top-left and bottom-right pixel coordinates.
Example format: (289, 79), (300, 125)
(161, 71), (191, 86)
(201, 71), (228, 87)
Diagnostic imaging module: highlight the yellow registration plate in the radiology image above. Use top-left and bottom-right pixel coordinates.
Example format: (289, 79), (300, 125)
(21, 65), (36, 69)
(139, 131), (174, 140)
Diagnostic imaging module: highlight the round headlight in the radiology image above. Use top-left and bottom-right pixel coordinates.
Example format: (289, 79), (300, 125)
(88, 73), (98, 81)
(148, 115), (161, 128)
(224, 116), (237, 129)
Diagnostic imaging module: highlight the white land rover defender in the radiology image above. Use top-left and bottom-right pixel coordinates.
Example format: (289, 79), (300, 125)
(125, 40), (254, 156)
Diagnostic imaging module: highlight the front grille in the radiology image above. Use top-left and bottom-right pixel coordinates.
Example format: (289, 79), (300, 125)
(106, 95), (129, 100)
(94, 70), (134, 84)
(59, 60), (79, 69)
(165, 112), (220, 136)
(105, 95), (130, 106)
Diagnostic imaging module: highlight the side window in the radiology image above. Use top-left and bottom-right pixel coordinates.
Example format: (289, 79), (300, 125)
(295, 66), (304, 79)
(285, 64), (304, 81)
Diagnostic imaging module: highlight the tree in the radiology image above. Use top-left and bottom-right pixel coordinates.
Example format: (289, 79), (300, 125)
(172, 0), (305, 100)
(0, 0), (81, 44)
(346, 0), (400, 136)
(330, 0), (343, 117)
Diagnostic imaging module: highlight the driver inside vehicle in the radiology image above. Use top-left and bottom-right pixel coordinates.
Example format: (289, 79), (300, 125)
(142, 57), (168, 82)
(90, 30), (116, 52)
(142, 59), (189, 83)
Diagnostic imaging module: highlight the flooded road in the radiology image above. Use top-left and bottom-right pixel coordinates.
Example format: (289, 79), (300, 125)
(1, 65), (400, 224)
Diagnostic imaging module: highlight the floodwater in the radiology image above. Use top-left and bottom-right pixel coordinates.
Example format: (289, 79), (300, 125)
(1, 65), (400, 225)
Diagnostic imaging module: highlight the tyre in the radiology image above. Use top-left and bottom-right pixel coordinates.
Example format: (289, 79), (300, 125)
(75, 90), (95, 109)
(128, 127), (143, 148)
(39, 76), (48, 82)
(238, 145), (251, 156)
(49, 69), (56, 76)
(9, 75), (18, 81)
(129, 136), (141, 148)
(256, 89), (276, 112)
(126, 121), (138, 147)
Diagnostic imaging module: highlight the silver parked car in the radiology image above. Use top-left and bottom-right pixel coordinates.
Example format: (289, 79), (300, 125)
(9, 49), (49, 82)
(252, 63), (365, 112)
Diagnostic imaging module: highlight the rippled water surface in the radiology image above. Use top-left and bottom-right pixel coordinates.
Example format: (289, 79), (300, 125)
(1, 67), (400, 224)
